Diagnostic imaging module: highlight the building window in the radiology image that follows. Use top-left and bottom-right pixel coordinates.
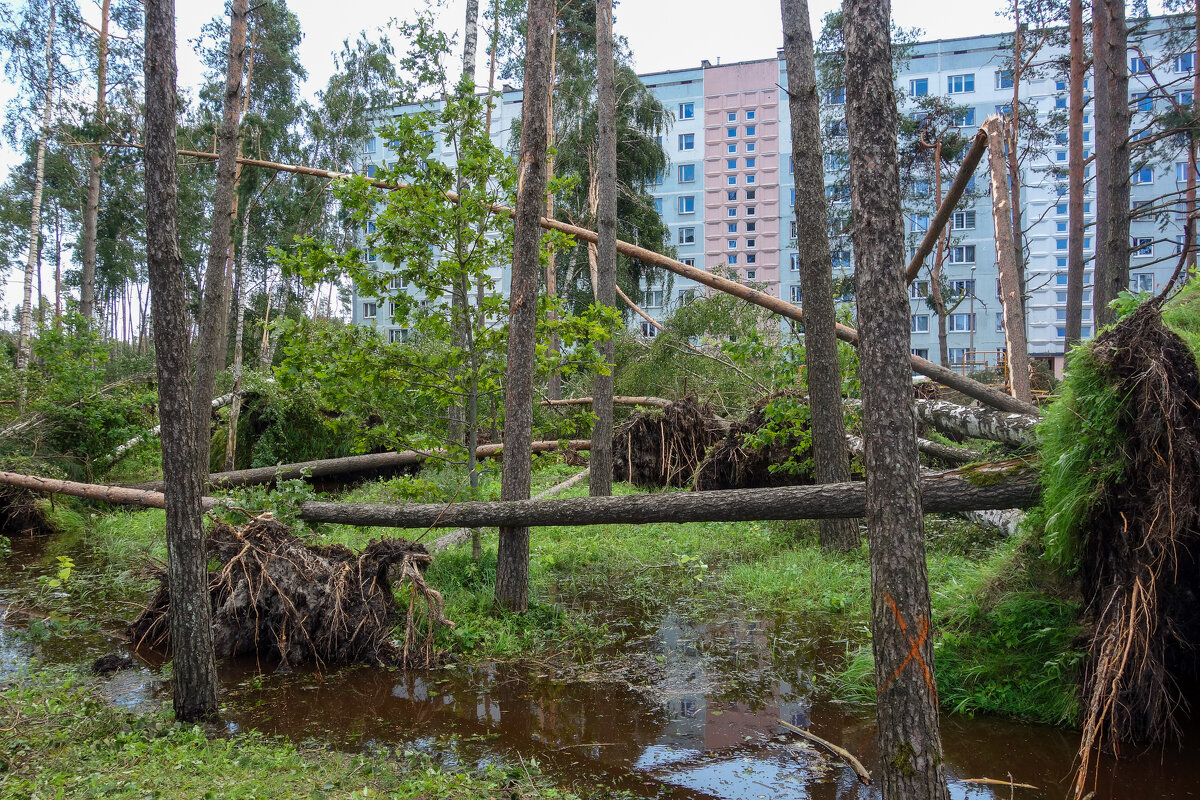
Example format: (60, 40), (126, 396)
(910, 78), (928, 96)
(911, 314), (929, 333)
(910, 280), (929, 299)
(1131, 273), (1154, 292)
(363, 302), (377, 319)
(949, 278), (976, 297)
(654, 197), (663, 214)
(912, 348), (930, 359)
(727, 175), (737, 185)
(727, 222), (738, 233)
(367, 220), (376, 234)
(996, 312), (1006, 332)
(640, 321), (658, 338)
(1178, 90), (1194, 106)
(1178, 161), (1197, 182)
(1131, 56), (1151, 74)
(746, 125), (757, 136)
(726, 158), (737, 170)
(1132, 92), (1154, 113)
(746, 110), (756, 120)
(790, 253), (800, 271)
(952, 107), (977, 127)
(679, 102), (695, 119)
(948, 245), (976, 264)
(678, 227), (695, 244)
(389, 275), (408, 290)
(745, 269), (757, 279)
(948, 313), (976, 332)
(951, 210), (976, 230)
(949, 348), (968, 365)
(746, 157), (756, 168)
(681, 257), (696, 267)
(678, 288), (698, 304)
(746, 189), (756, 200)
(947, 73), (975, 94)
(645, 289), (664, 308)
(678, 163), (696, 182)
(826, 87), (846, 105)
(746, 174), (756, 184)
(995, 69), (1014, 89)
(727, 143), (738, 155)
(727, 239), (737, 250)
(746, 237), (756, 248)
(746, 206), (756, 216)
(727, 111), (737, 122)
(679, 133), (695, 150)
(365, 137), (377, 153)
(746, 142), (756, 152)
(678, 195), (695, 214)
(1133, 167), (1153, 184)
(366, 164), (377, 178)
(910, 214), (929, 232)
(728, 254), (738, 265)
(1055, 96), (1067, 110)
(728, 207), (738, 218)
(1176, 53), (1195, 73)
(1132, 237), (1153, 256)
(388, 328), (409, 343)
(366, 248), (377, 263)
(727, 190), (737, 201)
(790, 285), (803, 302)
(727, 126), (738, 138)
(746, 221), (757, 232)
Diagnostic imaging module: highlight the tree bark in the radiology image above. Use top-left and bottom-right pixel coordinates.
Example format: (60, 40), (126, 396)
(494, 0), (554, 611)
(80, 0), (110, 322)
(590, 0), (617, 499)
(844, 0), (951, 797)
(1065, 0), (1086, 348)
(193, 0), (248, 478)
(904, 131), (989, 284)
(1092, 0), (1130, 328)
(541, 395), (673, 409)
(224, 209), (252, 472)
(984, 116), (1032, 404)
(143, 0), (218, 723)
(782, 0), (859, 552)
(545, 19), (562, 403)
(0, 464), (1040, 529)
(17, 5), (55, 378)
(914, 398), (1035, 447)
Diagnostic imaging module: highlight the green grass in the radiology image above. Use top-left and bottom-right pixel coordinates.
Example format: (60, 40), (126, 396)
(0, 668), (595, 800)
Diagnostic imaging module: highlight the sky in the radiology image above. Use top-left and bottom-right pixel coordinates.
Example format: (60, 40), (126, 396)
(1, 0), (1016, 316)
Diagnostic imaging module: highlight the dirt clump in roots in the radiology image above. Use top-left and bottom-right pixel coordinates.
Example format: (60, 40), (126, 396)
(129, 517), (453, 669)
(694, 391), (831, 491)
(612, 397), (727, 488)
(0, 487), (53, 535)
(1074, 303), (1200, 796)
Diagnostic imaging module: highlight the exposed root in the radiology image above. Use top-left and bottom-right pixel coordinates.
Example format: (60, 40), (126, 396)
(129, 517), (453, 670)
(612, 397), (726, 488)
(1073, 304), (1200, 798)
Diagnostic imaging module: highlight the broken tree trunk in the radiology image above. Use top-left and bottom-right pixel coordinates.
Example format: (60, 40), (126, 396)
(128, 439), (592, 492)
(0, 463), (1040, 529)
(983, 116), (1032, 405)
(541, 395), (673, 409)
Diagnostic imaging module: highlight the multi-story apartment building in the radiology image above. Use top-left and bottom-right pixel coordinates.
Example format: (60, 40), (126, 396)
(354, 17), (1192, 376)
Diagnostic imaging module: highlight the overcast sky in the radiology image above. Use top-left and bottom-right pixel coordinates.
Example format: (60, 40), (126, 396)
(0, 0), (1017, 315)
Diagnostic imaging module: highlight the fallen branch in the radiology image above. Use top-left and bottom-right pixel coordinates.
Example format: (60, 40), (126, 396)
(0, 462), (1040, 529)
(429, 468), (590, 552)
(128, 439), (592, 492)
(108, 390), (241, 463)
(778, 719), (871, 786)
(953, 778), (1039, 790)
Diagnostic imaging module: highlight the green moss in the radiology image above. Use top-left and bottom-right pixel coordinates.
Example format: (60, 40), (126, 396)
(960, 461), (1027, 488)
(890, 740), (917, 776)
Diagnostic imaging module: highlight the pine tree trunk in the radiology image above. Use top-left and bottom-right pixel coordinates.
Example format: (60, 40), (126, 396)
(224, 211), (251, 472)
(545, 22), (561, 403)
(590, 0), (617, 499)
(144, 0), (219, 723)
(843, 0), (950, 797)
(1065, 0), (1086, 347)
(193, 0), (248, 477)
(495, 0), (554, 612)
(1006, 5), (1027, 303)
(781, 0), (858, 552)
(1092, 0), (1130, 328)
(17, 5), (55, 377)
(984, 117), (1032, 404)
(80, 0), (110, 323)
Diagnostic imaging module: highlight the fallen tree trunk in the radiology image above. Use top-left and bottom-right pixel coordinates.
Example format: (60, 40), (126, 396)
(0, 463), (1040, 528)
(541, 395), (673, 409)
(128, 439), (592, 492)
(914, 399), (1036, 448)
(102, 143), (1037, 417)
(429, 467), (591, 552)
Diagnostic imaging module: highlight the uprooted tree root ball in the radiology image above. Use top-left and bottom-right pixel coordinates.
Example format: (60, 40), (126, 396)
(129, 517), (454, 669)
(1069, 304), (1200, 796)
(612, 397), (727, 487)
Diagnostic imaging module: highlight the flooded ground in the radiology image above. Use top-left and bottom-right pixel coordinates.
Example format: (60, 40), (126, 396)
(3, 527), (1200, 799)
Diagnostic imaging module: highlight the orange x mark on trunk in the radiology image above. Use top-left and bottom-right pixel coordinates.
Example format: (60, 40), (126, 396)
(880, 591), (937, 701)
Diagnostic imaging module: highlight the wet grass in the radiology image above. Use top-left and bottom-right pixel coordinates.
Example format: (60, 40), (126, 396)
(0, 667), (602, 800)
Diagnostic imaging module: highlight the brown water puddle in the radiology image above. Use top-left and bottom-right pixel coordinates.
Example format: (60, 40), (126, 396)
(4, 529), (1200, 799)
